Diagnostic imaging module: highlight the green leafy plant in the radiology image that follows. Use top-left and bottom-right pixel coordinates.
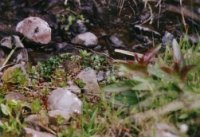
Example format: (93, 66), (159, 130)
(38, 53), (70, 78)
(79, 50), (107, 70)
(0, 100), (24, 136)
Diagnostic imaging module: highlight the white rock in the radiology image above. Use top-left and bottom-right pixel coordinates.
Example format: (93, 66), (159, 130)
(24, 128), (55, 137)
(77, 67), (100, 93)
(71, 32), (98, 46)
(47, 88), (82, 120)
(179, 124), (188, 133)
(16, 17), (51, 44)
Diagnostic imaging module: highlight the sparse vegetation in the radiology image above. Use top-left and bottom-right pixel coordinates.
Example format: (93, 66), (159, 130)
(0, 0), (200, 136)
(0, 38), (200, 136)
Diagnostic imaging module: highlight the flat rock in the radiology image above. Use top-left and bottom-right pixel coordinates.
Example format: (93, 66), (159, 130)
(77, 67), (100, 93)
(47, 88), (82, 120)
(16, 17), (51, 44)
(71, 32), (98, 47)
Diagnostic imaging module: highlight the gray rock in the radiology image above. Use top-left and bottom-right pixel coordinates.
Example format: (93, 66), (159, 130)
(24, 128), (55, 137)
(0, 35), (28, 64)
(16, 17), (51, 44)
(47, 88), (82, 120)
(0, 35), (24, 49)
(71, 32), (98, 47)
(77, 67), (100, 93)
(109, 35), (125, 48)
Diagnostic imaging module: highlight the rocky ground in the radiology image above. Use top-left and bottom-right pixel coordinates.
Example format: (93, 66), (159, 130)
(0, 0), (200, 137)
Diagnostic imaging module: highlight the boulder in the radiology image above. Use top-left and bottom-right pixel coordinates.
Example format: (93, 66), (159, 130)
(16, 17), (51, 44)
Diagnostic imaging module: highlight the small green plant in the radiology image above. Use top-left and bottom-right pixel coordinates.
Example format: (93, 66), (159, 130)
(31, 99), (42, 113)
(56, 6), (85, 32)
(0, 100), (24, 136)
(79, 50), (107, 70)
(2, 66), (28, 86)
(38, 53), (70, 78)
(12, 68), (28, 85)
